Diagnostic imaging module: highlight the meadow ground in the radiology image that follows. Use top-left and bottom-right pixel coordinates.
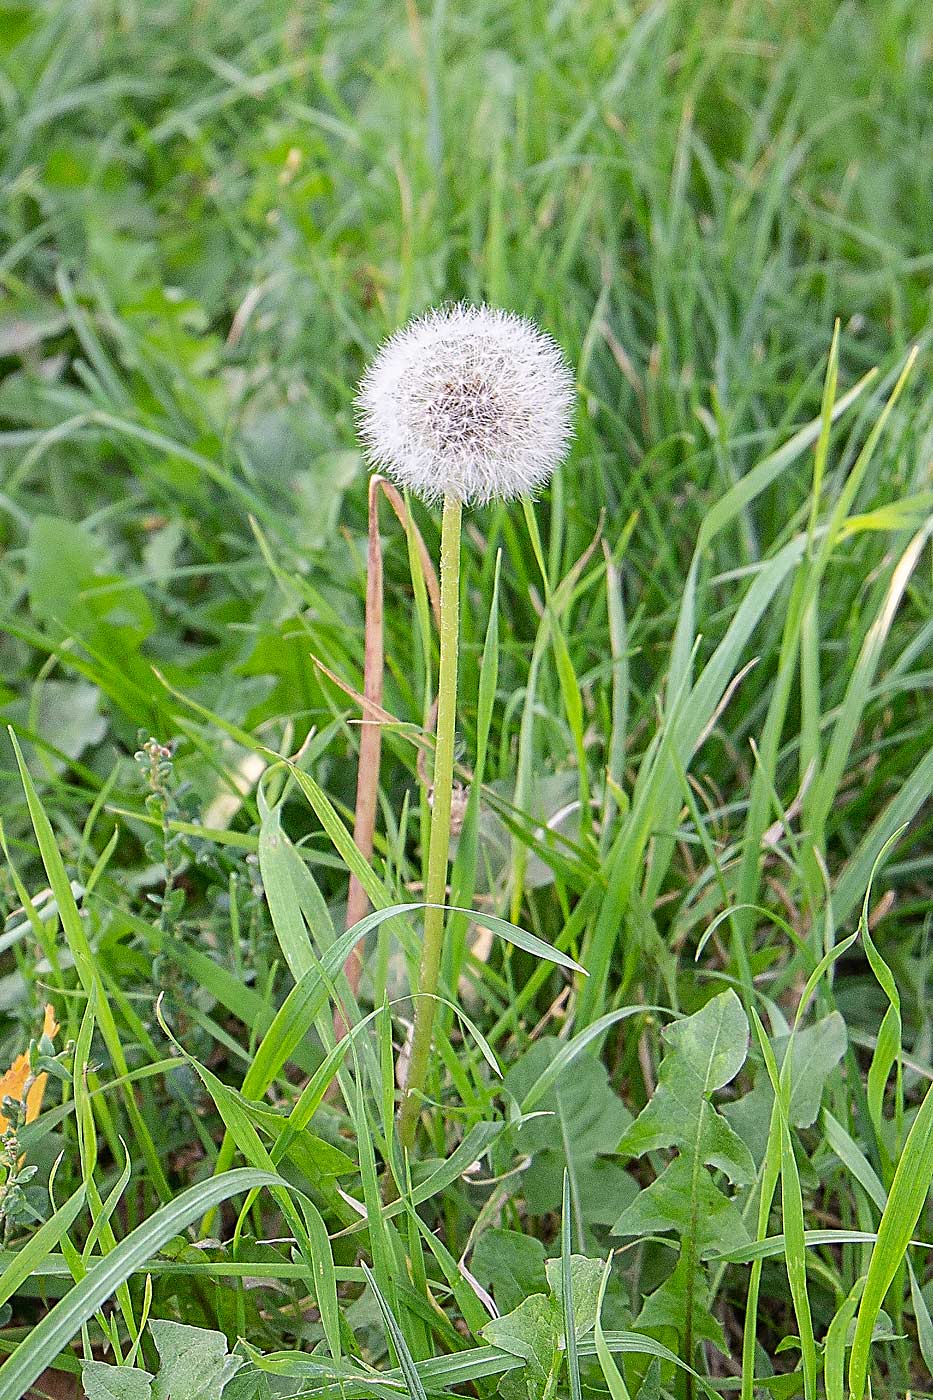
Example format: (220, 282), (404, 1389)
(0, 1), (932, 1397)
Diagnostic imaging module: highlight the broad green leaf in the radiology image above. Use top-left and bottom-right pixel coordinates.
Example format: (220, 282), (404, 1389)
(473, 1230), (547, 1317)
(483, 1294), (560, 1399)
(503, 1037), (633, 1228)
(150, 1321), (243, 1400)
(82, 1363), (153, 1400)
(480, 1247), (607, 1400)
(221, 1376), (271, 1400)
(519, 1005), (670, 1114)
(726, 1014), (847, 1160)
(618, 991), (754, 1187)
(4, 680), (107, 777)
(611, 991), (755, 1364)
(26, 515), (153, 649)
(636, 1359), (661, 1400)
(634, 1254), (728, 1354)
(546, 1254), (604, 1340)
(612, 1153), (750, 1256)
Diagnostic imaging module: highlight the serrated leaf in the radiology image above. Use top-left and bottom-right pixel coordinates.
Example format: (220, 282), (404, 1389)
(480, 1254), (606, 1400)
(612, 1154), (750, 1256)
(634, 1255), (729, 1355)
(618, 992), (754, 1187)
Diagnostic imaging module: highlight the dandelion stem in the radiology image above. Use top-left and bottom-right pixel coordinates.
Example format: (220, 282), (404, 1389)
(398, 491), (462, 1149)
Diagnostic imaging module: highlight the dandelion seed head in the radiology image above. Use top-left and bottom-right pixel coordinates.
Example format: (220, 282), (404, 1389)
(356, 304), (574, 505)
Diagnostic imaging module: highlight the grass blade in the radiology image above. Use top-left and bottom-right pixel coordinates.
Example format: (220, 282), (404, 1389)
(561, 1170), (583, 1400)
(0, 1184), (87, 1310)
(9, 729), (171, 1201)
(594, 1256), (630, 1399)
(0, 1169), (278, 1400)
(848, 1076), (933, 1400)
(362, 1262), (428, 1400)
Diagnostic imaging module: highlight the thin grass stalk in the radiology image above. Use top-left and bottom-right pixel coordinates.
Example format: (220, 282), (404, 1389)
(340, 476), (386, 1017)
(339, 478), (441, 1033)
(398, 493), (462, 1148)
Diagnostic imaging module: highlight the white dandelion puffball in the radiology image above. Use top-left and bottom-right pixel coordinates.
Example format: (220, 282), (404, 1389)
(356, 304), (575, 505)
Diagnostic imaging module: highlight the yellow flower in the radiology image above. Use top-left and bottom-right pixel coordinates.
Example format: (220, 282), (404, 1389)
(0, 1005), (58, 1135)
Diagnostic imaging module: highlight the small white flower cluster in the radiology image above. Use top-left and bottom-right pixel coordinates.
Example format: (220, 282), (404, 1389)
(356, 304), (574, 505)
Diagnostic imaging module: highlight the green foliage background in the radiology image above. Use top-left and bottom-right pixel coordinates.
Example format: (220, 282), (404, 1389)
(0, 1), (931, 1397)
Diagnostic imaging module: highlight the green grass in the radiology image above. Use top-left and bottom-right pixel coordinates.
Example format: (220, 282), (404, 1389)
(1, 0), (932, 1396)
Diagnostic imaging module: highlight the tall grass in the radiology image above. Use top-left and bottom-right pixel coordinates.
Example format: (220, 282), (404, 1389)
(0, 1), (931, 1396)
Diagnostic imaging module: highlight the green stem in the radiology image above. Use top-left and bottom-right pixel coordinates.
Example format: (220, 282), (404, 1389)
(398, 492), (463, 1150)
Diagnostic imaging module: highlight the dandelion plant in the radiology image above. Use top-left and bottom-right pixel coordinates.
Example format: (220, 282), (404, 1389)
(357, 304), (574, 1146)
(4, 9), (932, 1392)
